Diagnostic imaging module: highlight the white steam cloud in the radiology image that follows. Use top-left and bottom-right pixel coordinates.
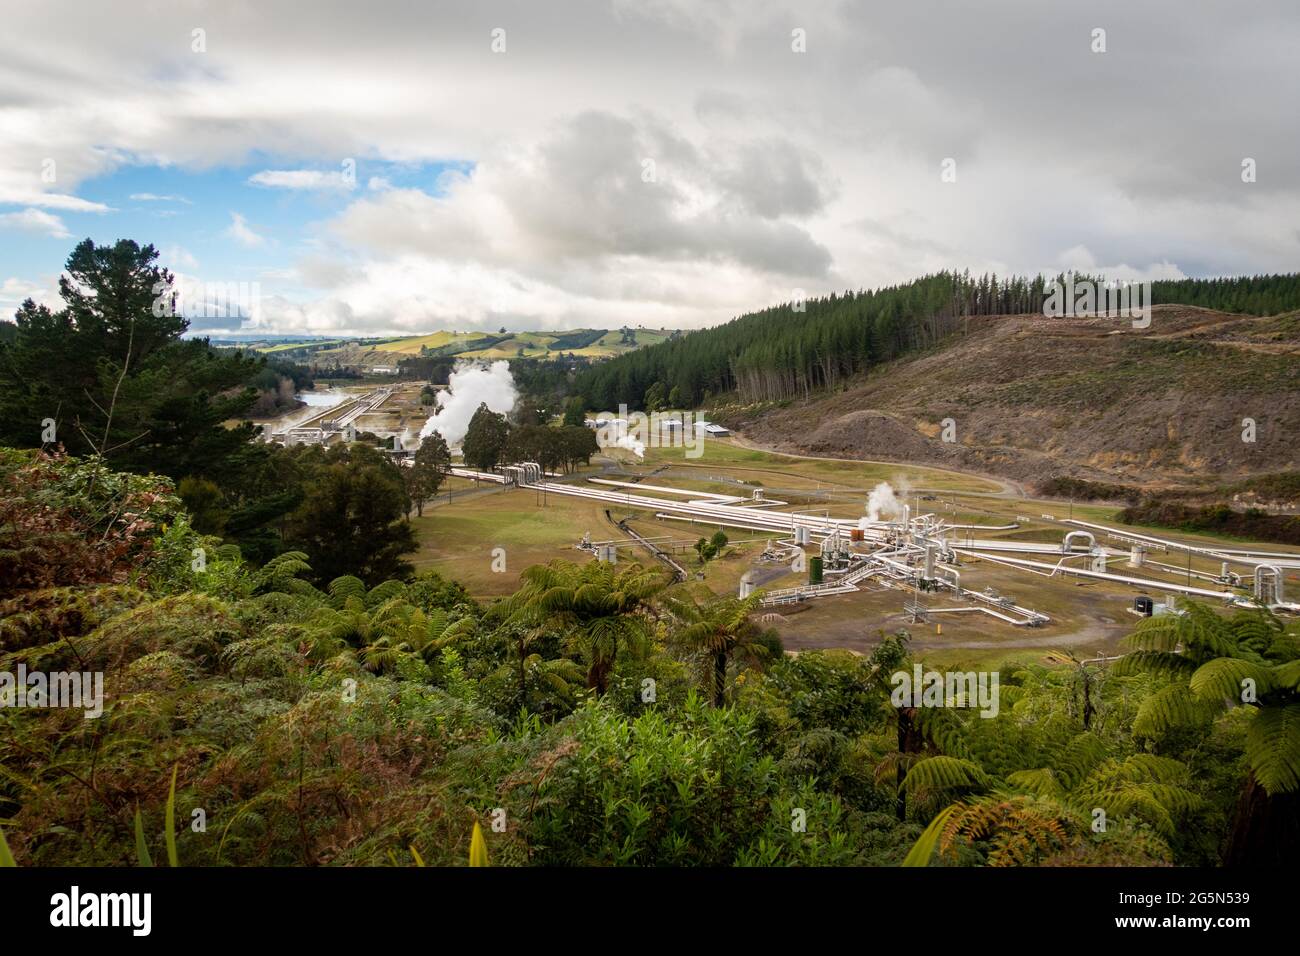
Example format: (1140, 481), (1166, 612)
(418, 360), (518, 447)
(614, 435), (646, 457)
(863, 481), (904, 524)
(598, 419), (645, 458)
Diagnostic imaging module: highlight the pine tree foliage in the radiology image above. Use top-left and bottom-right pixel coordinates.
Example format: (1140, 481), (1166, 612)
(576, 271), (1300, 409)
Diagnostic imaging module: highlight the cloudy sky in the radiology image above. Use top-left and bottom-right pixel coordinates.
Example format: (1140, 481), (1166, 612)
(1, 0), (1296, 336)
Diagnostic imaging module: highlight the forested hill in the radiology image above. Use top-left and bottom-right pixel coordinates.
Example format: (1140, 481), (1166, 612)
(575, 271), (1300, 410)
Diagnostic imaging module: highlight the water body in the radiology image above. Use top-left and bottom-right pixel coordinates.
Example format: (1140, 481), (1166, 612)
(260, 388), (353, 441)
(296, 388), (349, 408)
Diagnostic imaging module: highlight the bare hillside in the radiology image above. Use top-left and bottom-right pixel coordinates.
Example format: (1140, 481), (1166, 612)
(731, 306), (1299, 490)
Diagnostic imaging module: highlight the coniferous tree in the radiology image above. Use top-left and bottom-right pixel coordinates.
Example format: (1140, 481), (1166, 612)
(407, 432), (451, 516)
(0, 238), (260, 481)
(284, 443), (416, 586)
(574, 271), (1300, 410)
(462, 403), (511, 472)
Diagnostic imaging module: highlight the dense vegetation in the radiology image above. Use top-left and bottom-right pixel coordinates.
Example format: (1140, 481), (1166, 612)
(1121, 500), (1300, 546)
(1150, 274), (1300, 316)
(576, 271), (1300, 410)
(1224, 471), (1300, 503)
(2, 448), (1298, 867)
(1038, 477), (1144, 504)
(1038, 475), (1300, 545)
(4, 240), (1298, 868)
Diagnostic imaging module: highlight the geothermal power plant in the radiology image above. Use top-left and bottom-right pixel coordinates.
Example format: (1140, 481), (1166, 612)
(451, 461), (1300, 624)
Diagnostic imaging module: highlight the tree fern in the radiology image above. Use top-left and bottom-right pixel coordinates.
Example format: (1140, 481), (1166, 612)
(326, 575), (366, 608)
(365, 579), (407, 607)
(902, 755), (990, 796)
(255, 551), (313, 594)
(1268, 658), (1300, 690)
(1189, 657), (1273, 703)
(906, 796), (1073, 867)
(1006, 767), (1065, 799)
(1246, 704), (1300, 794)
(1120, 601), (1300, 807)
(1132, 682), (1219, 737)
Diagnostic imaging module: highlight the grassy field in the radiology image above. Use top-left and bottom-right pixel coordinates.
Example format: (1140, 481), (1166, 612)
(638, 439), (1006, 495)
(269, 327), (679, 364)
(371, 331), (474, 354)
(411, 487), (616, 596)
(257, 339), (345, 353)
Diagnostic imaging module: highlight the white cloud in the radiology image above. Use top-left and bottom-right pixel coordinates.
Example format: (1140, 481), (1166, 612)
(0, 186), (111, 213)
(249, 169), (355, 191)
(0, 275), (59, 308)
(0, 207), (71, 239)
(226, 212), (266, 247)
(163, 245), (199, 270)
(330, 111), (833, 278)
(130, 192), (191, 203)
(0, 0), (1298, 335)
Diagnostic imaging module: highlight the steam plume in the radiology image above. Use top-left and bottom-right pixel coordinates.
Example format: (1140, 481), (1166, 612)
(418, 360), (518, 447)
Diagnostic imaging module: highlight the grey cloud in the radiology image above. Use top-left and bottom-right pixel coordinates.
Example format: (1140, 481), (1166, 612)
(334, 109), (834, 279)
(2, 0), (1299, 334)
(714, 139), (834, 219)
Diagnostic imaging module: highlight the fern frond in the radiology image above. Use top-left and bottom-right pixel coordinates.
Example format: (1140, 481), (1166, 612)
(1189, 657), (1273, 704)
(365, 579), (407, 608)
(1113, 649), (1195, 679)
(327, 575), (366, 608)
(1006, 767), (1065, 799)
(902, 755), (989, 795)
(1245, 704), (1300, 796)
(1133, 682), (1220, 737)
(1271, 659), (1300, 690)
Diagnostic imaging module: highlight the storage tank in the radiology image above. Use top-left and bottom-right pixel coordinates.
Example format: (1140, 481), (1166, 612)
(739, 571), (755, 599)
(809, 555), (823, 585)
(850, 528), (864, 542)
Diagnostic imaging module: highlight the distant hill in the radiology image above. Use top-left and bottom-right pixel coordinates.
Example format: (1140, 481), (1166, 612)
(729, 305), (1299, 489)
(574, 271), (1300, 411)
(570, 271), (1300, 488)
(242, 327), (676, 366)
